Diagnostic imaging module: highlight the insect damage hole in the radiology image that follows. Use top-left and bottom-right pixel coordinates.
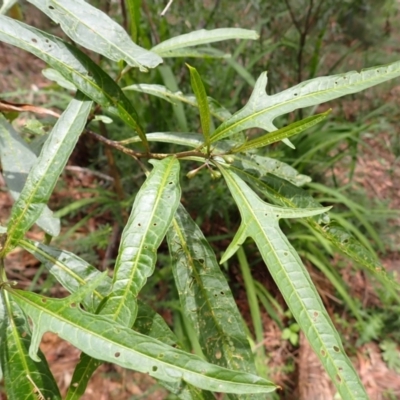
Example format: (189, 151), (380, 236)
(152, 366), (158, 372)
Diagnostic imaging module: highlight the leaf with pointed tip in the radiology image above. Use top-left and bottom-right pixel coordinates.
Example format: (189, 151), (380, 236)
(2, 93), (92, 255)
(187, 65), (211, 149)
(0, 115), (60, 237)
(123, 84), (232, 121)
(100, 157), (181, 327)
(9, 289), (277, 395)
(168, 205), (268, 400)
(0, 292), (61, 400)
(218, 167), (368, 399)
(152, 28), (258, 58)
(26, 0), (162, 71)
(230, 168), (400, 292)
(211, 61), (400, 143)
(0, 16), (148, 146)
(232, 110), (330, 153)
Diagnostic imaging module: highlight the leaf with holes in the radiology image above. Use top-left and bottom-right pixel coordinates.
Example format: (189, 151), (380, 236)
(211, 61), (400, 143)
(9, 288), (277, 395)
(0, 16), (148, 146)
(168, 204), (268, 400)
(27, 0), (162, 71)
(218, 167), (368, 400)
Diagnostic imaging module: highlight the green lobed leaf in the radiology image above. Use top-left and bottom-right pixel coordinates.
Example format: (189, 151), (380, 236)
(123, 83), (232, 121)
(2, 92), (92, 255)
(0, 291), (61, 400)
(218, 167), (368, 399)
(152, 28), (259, 57)
(100, 157), (181, 327)
(167, 206), (262, 375)
(211, 61), (400, 143)
(9, 289), (277, 395)
(0, 16), (148, 147)
(19, 239), (213, 400)
(0, 114), (60, 237)
(26, 0), (162, 71)
(231, 110), (331, 153)
(187, 65), (211, 150)
(235, 169), (399, 290)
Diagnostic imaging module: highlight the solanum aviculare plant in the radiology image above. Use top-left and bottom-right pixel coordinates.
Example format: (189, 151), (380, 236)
(0, 2), (399, 399)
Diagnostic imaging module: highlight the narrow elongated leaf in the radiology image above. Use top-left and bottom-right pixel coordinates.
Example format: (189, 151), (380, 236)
(10, 289), (277, 395)
(0, 16), (148, 146)
(187, 65), (211, 150)
(232, 110), (330, 153)
(0, 115), (60, 236)
(20, 239), (112, 312)
(152, 28), (259, 57)
(27, 0), (162, 71)
(167, 206), (252, 368)
(0, 291), (61, 400)
(2, 93), (92, 255)
(211, 61), (400, 143)
(168, 205), (268, 400)
(123, 84), (232, 121)
(67, 157), (182, 395)
(219, 168), (368, 400)
(100, 157), (181, 327)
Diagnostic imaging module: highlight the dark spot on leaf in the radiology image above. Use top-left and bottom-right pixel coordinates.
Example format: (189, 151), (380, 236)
(153, 223), (157, 226)
(198, 258), (204, 264)
(334, 81), (338, 85)
(343, 239), (349, 244)
(168, 182), (173, 185)
(321, 349), (326, 357)
(214, 293), (218, 297)
(265, 213), (268, 216)
(294, 93), (298, 96)
(138, 223), (141, 227)
(152, 366), (158, 372)
(31, 38), (37, 43)
(220, 291), (225, 295)
(336, 374), (342, 382)
(313, 311), (318, 318)
(276, 214), (280, 218)
(49, 5), (55, 9)
(333, 346), (340, 352)
(284, 252), (288, 256)
(115, 352), (120, 358)
(158, 353), (164, 358)
(70, 303), (76, 308)
(41, 298), (47, 303)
